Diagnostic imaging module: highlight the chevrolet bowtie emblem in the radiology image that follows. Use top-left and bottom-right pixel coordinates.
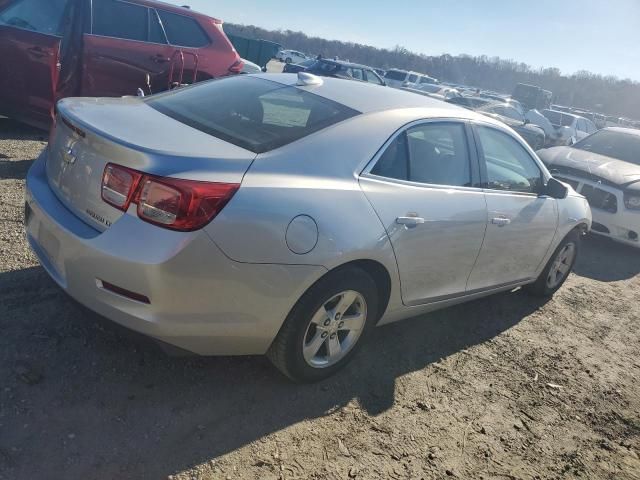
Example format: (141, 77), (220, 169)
(62, 146), (77, 164)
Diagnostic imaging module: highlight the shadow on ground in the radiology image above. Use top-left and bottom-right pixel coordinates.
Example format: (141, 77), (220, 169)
(573, 234), (640, 282)
(1, 265), (547, 479)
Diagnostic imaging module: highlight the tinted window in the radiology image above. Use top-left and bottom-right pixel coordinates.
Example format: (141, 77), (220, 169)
(93, 0), (147, 41)
(408, 74), (418, 83)
(371, 123), (471, 187)
(476, 126), (542, 193)
(384, 70), (407, 81)
(574, 130), (640, 165)
(0, 0), (68, 35)
(542, 110), (575, 127)
(502, 107), (524, 122)
(406, 123), (471, 187)
(147, 76), (359, 153)
(576, 119), (587, 132)
(157, 9), (209, 47)
(364, 70), (383, 85)
(148, 9), (166, 44)
(371, 134), (409, 180)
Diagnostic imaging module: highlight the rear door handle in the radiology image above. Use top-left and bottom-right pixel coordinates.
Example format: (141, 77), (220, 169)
(491, 217), (511, 227)
(396, 216), (425, 227)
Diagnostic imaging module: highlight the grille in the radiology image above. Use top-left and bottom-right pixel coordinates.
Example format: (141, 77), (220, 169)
(581, 184), (618, 213)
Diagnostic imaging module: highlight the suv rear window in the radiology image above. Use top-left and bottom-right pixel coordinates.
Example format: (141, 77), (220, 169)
(147, 76), (360, 153)
(157, 10), (209, 47)
(384, 70), (407, 81)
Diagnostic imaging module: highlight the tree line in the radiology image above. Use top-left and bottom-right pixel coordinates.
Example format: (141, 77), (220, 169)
(225, 23), (640, 119)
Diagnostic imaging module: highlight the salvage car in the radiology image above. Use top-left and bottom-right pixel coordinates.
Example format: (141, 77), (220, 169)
(25, 73), (591, 381)
(541, 110), (597, 146)
(477, 103), (546, 150)
(0, 0), (241, 129)
(538, 127), (640, 247)
(282, 58), (316, 74)
(303, 59), (386, 86)
(276, 49), (308, 64)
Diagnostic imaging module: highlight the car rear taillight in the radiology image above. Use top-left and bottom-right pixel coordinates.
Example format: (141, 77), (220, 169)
(102, 164), (143, 210)
(101, 163), (239, 232)
(228, 59), (243, 74)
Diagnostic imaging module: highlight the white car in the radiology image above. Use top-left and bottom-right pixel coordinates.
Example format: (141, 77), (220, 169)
(383, 69), (438, 89)
(240, 58), (263, 74)
(541, 110), (598, 146)
(538, 127), (640, 247)
(276, 49), (308, 64)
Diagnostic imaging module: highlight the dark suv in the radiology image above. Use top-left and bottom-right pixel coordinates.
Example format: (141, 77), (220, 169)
(0, 0), (241, 129)
(303, 59), (386, 86)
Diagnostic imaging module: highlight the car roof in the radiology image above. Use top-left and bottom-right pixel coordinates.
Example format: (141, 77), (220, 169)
(256, 74), (493, 121)
(605, 127), (640, 136)
(318, 59), (373, 70)
(136, 0), (221, 21)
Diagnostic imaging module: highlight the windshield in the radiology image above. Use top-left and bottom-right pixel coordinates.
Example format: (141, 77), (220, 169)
(574, 130), (640, 165)
(147, 76), (359, 153)
(542, 110), (575, 127)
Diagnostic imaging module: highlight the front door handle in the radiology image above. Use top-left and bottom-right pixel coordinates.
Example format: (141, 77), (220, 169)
(396, 216), (425, 227)
(491, 217), (511, 227)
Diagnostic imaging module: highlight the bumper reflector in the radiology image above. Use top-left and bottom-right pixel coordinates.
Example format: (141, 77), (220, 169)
(97, 279), (150, 304)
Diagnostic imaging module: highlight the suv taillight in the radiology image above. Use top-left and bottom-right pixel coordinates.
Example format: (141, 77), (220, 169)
(101, 163), (239, 232)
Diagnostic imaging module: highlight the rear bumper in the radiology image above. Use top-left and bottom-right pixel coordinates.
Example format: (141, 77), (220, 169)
(25, 150), (326, 354)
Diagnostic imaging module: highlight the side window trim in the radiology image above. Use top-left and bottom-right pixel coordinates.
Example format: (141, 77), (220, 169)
(470, 122), (546, 196)
(361, 119), (482, 191)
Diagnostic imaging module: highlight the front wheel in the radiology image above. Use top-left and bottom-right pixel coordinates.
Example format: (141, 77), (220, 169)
(525, 230), (580, 297)
(267, 266), (379, 382)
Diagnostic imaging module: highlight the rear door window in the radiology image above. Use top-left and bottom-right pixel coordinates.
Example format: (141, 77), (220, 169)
(147, 76), (359, 153)
(93, 0), (148, 42)
(371, 122), (472, 188)
(0, 0), (68, 35)
(156, 9), (209, 47)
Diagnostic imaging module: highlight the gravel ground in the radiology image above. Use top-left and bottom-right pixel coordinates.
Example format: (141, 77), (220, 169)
(1, 117), (640, 480)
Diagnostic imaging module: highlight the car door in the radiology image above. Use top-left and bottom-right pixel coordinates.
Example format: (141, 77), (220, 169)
(82, 0), (174, 97)
(359, 120), (488, 306)
(576, 119), (589, 141)
(0, 0), (68, 127)
(466, 123), (558, 291)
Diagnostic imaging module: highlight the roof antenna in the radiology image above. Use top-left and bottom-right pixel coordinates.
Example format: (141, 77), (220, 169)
(297, 72), (323, 86)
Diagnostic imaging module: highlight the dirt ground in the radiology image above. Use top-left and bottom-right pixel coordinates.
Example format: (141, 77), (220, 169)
(1, 117), (640, 480)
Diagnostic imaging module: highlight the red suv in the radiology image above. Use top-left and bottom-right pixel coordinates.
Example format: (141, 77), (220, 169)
(0, 0), (241, 129)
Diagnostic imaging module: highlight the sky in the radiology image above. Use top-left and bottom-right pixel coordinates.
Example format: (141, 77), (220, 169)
(165, 0), (640, 81)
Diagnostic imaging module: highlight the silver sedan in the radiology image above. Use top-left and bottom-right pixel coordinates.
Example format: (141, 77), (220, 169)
(25, 73), (591, 381)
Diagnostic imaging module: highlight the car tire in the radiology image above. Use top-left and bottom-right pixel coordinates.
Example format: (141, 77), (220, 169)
(285, 57), (292, 64)
(525, 230), (580, 297)
(267, 266), (379, 382)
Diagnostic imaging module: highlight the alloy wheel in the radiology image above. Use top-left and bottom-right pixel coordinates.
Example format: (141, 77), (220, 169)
(302, 290), (367, 368)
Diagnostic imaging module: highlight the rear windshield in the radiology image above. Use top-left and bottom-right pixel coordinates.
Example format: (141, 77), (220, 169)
(384, 70), (407, 81)
(542, 110), (575, 127)
(147, 76), (359, 153)
(574, 130), (640, 165)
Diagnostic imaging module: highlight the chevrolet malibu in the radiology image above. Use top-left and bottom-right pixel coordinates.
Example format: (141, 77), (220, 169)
(25, 73), (591, 381)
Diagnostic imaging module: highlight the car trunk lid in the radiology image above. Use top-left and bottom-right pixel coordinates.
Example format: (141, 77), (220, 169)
(46, 97), (257, 232)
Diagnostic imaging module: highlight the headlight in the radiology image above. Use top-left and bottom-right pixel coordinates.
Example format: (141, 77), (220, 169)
(624, 192), (640, 210)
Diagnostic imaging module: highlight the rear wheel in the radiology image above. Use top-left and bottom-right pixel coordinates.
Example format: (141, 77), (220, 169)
(267, 266), (379, 382)
(285, 57), (292, 64)
(525, 230), (580, 297)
